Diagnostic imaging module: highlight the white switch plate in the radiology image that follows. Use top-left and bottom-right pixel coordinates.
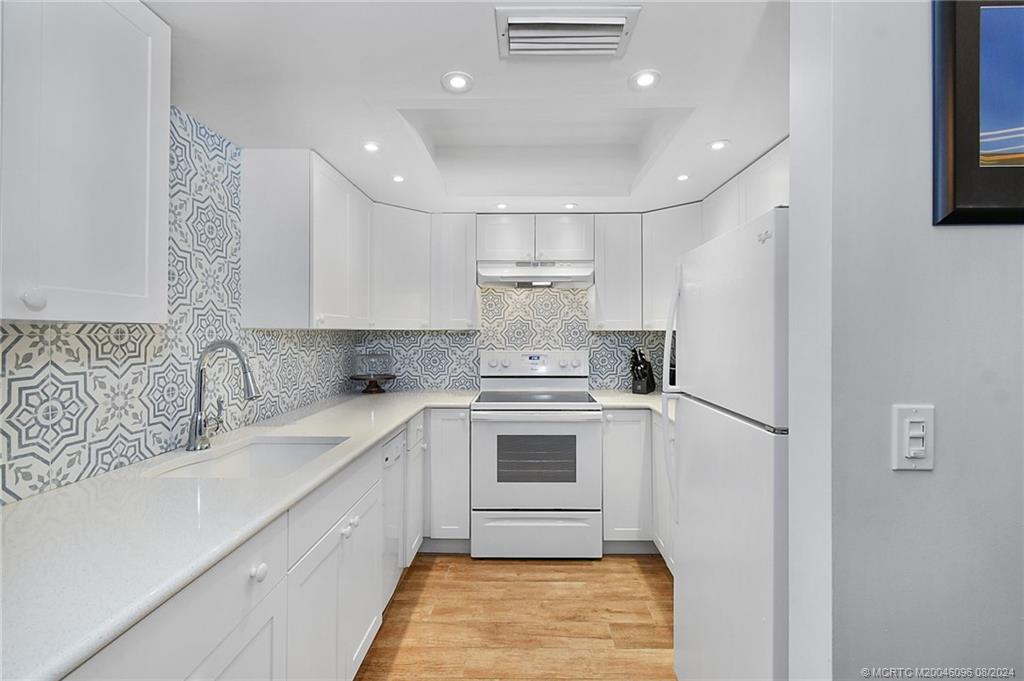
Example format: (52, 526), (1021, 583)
(891, 404), (935, 471)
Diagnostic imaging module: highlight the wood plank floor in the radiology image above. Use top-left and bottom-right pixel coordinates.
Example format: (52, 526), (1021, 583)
(354, 554), (675, 681)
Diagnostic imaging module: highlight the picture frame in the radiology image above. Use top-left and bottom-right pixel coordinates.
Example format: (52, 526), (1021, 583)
(933, 0), (1024, 225)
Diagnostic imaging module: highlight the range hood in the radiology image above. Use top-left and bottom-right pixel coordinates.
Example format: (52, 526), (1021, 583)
(478, 261), (594, 288)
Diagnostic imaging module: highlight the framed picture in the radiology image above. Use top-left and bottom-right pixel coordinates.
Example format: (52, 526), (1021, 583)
(933, 0), (1024, 225)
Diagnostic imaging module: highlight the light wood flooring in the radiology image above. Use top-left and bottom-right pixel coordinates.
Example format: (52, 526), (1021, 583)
(354, 553), (675, 680)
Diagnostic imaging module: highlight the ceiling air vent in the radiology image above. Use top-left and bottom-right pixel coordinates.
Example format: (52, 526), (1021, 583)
(495, 6), (641, 58)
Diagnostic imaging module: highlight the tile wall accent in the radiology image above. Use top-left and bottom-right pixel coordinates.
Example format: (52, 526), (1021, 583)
(354, 288), (664, 392)
(0, 107), (355, 504)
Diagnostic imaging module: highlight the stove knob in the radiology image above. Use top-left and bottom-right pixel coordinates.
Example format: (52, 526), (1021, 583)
(571, 359), (582, 368)
(559, 359), (569, 368)
(488, 359), (498, 368)
(501, 359), (511, 368)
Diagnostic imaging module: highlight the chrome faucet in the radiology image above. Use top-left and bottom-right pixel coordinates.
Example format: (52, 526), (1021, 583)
(186, 339), (262, 451)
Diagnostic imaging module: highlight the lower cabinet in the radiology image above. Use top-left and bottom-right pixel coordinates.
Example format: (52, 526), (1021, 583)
(405, 435), (426, 565)
(339, 484), (384, 679)
(427, 409), (471, 539)
(652, 413), (676, 574)
(194, 580), (288, 681)
(602, 409), (652, 541)
(381, 430), (407, 603)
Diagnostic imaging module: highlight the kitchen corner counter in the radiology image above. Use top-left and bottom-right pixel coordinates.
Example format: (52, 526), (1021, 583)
(591, 390), (675, 420)
(1, 391), (476, 681)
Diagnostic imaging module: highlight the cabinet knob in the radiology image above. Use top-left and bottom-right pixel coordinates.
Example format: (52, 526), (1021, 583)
(606, 414), (614, 421)
(340, 526), (353, 539)
(249, 562), (269, 583)
(350, 515), (361, 528)
(459, 412), (467, 420)
(368, 321), (375, 328)
(597, 323), (605, 329)
(20, 288), (47, 312)
(421, 441), (427, 451)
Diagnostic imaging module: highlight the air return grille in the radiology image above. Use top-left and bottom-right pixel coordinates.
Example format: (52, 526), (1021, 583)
(495, 6), (641, 58)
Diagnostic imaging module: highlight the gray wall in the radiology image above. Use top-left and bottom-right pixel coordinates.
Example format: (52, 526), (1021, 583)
(820, 2), (1023, 676)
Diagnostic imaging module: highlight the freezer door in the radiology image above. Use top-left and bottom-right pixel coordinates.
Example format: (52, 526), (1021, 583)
(673, 396), (787, 681)
(675, 207), (788, 428)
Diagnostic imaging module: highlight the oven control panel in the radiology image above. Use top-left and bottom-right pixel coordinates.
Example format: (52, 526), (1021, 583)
(479, 351), (589, 377)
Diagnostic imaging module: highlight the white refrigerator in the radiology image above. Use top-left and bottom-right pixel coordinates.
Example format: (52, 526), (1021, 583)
(662, 207), (788, 681)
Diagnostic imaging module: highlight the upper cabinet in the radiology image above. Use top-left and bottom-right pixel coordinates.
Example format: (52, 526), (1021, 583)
(430, 214), (478, 330)
(242, 150), (371, 329)
(1, 0), (171, 323)
(476, 214), (535, 261)
(590, 214), (642, 331)
(370, 204), (431, 330)
(703, 139), (790, 241)
(535, 214), (594, 261)
(641, 204), (703, 330)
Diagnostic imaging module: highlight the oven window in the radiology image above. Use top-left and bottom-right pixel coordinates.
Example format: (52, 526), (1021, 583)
(496, 435), (577, 483)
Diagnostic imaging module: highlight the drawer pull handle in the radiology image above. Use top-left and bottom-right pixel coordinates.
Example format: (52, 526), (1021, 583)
(341, 526), (353, 539)
(249, 562), (269, 583)
(350, 515), (361, 528)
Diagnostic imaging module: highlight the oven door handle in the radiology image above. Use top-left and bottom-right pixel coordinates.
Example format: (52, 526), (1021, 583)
(470, 411), (605, 423)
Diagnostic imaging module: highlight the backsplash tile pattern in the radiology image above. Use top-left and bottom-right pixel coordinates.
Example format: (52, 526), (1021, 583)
(354, 288), (663, 392)
(0, 108), (355, 504)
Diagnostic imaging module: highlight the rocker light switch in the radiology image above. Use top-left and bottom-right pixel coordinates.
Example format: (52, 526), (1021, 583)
(892, 404), (935, 471)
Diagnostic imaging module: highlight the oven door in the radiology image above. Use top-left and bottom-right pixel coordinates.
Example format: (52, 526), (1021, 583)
(471, 410), (603, 510)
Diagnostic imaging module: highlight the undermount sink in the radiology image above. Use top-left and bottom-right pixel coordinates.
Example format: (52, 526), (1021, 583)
(155, 436), (348, 480)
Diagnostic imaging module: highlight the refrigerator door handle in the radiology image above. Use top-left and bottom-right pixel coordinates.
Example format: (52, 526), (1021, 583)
(662, 265), (682, 392)
(661, 392), (684, 519)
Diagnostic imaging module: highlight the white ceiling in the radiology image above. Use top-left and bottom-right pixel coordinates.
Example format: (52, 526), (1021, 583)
(148, 1), (789, 213)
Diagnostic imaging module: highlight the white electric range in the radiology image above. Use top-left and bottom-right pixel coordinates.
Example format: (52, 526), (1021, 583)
(470, 350), (603, 558)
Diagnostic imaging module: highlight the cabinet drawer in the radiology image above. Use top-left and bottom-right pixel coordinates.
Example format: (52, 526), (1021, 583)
(406, 411), (425, 451)
(289, 446), (382, 566)
(68, 514), (288, 679)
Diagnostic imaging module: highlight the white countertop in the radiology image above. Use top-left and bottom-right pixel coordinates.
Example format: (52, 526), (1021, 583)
(1, 389), (668, 680)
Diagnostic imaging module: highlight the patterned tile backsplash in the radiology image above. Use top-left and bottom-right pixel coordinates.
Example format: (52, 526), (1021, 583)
(353, 288), (664, 392)
(0, 108), (356, 504)
(0, 108), (662, 504)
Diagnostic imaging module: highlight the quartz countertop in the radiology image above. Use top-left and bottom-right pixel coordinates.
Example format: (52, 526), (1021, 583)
(1, 389), (669, 680)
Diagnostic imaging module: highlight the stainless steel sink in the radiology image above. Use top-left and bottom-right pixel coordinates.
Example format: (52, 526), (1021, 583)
(153, 435), (348, 480)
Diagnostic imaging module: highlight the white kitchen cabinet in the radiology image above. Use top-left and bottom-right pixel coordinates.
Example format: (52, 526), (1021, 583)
(476, 214), (536, 260)
(370, 204), (431, 329)
(339, 483), (384, 680)
(1, 0), (170, 323)
(68, 516), (288, 680)
(602, 410), (652, 541)
(242, 149), (370, 329)
(431, 214), (478, 330)
(405, 426), (426, 566)
(382, 431), (406, 604)
(651, 413), (676, 574)
(590, 214), (642, 331)
(701, 176), (742, 243)
(641, 203), (703, 330)
(428, 409), (471, 539)
(702, 139), (790, 241)
(535, 214), (594, 261)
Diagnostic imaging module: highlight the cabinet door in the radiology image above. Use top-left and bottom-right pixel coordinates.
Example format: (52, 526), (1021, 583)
(602, 410), (652, 541)
(404, 439), (426, 566)
(382, 435), (406, 604)
(287, 520), (343, 681)
(188, 581), (287, 681)
(1, 0), (170, 322)
(641, 204), (702, 330)
(348, 190), (373, 328)
(430, 214), (478, 330)
(339, 483), (383, 681)
(535, 214), (594, 261)
(476, 214), (535, 261)
(651, 414), (675, 574)
(701, 176), (741, 242)
(370, 204), (431, 329)
(311, 153), (352, 328)
(590, 214), (642, 331)
(739, 139), (790, 224)
(428, 409), (470, 539)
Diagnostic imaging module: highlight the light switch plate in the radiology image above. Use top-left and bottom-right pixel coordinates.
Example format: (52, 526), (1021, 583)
(891, 404), (935, 471)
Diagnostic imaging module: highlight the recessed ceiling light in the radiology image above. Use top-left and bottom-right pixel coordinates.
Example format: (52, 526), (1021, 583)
(564, 202), (578, 210)
(496, 203), (508, 210)
(709, 139), (730, 151)
(392, 175), (405, 183)
(442, 70), (473, 93)
(629, 69), (661, 90)
(362, 141), (379, 152)
(676, 174), (689, 182)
